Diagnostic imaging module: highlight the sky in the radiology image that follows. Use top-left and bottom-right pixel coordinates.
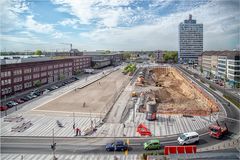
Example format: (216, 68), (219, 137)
(0, 0), (239, 52)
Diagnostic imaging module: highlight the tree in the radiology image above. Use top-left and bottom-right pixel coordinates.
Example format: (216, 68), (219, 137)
(102, 50), (111, 54)
(122, 52), (131, 60)
(200, 66), (203, 73)
(163, 51), (178, 63)
(34, 80), (41, 87)
(34, 50), (42, 56)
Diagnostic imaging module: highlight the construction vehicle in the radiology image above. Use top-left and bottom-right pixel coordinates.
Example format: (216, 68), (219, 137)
(131, 92), (137, 97)
(135, 76), (144, 86)
(208, 121), (228, 139)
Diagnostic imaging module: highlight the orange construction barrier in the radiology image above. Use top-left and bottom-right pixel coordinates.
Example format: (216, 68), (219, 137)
(164, 145), (197, 155)
(137, 123), (152, 136)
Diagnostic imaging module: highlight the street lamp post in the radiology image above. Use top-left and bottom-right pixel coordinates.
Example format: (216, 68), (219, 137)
(73, 112), (75, 134)
(51, 129), (57, 160)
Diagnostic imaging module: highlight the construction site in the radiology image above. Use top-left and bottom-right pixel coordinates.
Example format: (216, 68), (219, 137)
(32, 70), (130, 117)
(134, 67), (219, 116)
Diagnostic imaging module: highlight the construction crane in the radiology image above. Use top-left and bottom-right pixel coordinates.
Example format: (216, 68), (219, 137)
(60, 43), (72, 51)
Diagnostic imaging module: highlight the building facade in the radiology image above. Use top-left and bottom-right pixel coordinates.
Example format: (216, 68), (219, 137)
(1, 56), (91, 98)
(83, 52), (123, 66)
(199, 51), (239, 87)
(179, 14), (203, 63)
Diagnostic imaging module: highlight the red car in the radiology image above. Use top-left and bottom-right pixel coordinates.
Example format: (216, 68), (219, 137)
(0, 106), (8, 111)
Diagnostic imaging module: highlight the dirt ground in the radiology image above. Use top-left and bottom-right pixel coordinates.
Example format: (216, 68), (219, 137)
(140, 67), (219, 116)
(33, 70), (129, 114)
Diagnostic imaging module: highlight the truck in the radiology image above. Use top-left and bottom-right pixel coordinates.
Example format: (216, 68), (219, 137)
(208, 121), (228, 139)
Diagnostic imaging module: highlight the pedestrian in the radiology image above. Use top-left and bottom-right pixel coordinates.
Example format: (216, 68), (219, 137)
(123, 123), (125, 128)
(76, 128), (79, 136)
(83, 102), (86, 108)
(99, 82), (101, 86)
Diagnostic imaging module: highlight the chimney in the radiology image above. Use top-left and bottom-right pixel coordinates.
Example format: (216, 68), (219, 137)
(189, 14), (192, 20)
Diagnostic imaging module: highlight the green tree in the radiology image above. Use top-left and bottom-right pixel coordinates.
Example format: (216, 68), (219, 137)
(34, 50), (42, 56)
(59, 74), (65, 80)
(34, 80), (41, 87)
(200, 66), (203, 73)
(122, 52), (131, 60)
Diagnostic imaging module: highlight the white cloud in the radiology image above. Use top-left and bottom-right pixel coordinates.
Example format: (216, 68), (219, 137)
(52, 32), (64, 38)
(25, 15), (55, 33)
(51, 0), (134, 27)
(0, 0), (29, 32)
(24, 15), (64, 39)
(79, 0), (240, 51)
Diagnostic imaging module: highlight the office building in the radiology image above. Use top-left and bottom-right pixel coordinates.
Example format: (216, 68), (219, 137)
(1, 56), (91, 98)
(179, 14), (203, 63)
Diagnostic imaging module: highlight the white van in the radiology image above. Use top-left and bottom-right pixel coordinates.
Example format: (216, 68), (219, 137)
(177, 132), (199, 145)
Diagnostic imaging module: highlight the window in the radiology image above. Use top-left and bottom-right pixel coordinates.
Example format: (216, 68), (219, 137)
(48, 65), (53, 69)
(24, 82), (32, 89)
(48, 71), (53, 75)
(23, 68), (31, 74)
(41, 72), (47, 77)
(1, 79), (11, 85)
(14, 84), (23, 92)
(33, 67), (40, 72)
(41, 66), (47, 71)
(13, 77), (22, 83)
(33, 73), (40, 79)
(13, 69), (22, 76)
(24, 75), (32, 81)
(1, 87), (12, 95)
(41, 78), (47, 83)
(1, 71), (11, 77)
(54, 64), (58, 68)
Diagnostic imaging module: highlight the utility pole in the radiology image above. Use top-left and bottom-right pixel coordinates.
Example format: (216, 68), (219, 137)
(73, 112), (75, 134)
(51, 129), (57, 160)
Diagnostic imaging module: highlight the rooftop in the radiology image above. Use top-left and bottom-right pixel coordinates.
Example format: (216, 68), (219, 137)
(202, 51), (240, 58)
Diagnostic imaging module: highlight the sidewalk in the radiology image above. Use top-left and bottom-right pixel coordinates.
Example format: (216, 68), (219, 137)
(197, 134), (240, 152)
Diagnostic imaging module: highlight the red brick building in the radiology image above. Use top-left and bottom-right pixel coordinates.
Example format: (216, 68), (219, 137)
(1, 56), (91, 98)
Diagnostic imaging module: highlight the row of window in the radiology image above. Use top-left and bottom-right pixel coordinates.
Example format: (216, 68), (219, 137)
(1, 79), (11, 86)
(1, 71), (11, 77)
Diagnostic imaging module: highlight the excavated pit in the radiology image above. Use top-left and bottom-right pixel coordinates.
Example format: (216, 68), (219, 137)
(139, 67), (219, 116)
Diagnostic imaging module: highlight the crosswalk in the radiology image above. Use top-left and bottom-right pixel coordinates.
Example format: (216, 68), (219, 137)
(0, 154), (139, 160)
(1, 114), (101, 137)
(1, 111), (216, 137)
(94, 111), (216, 137)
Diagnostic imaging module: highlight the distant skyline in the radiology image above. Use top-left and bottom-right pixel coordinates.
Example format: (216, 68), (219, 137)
(0, 0), (239, 51)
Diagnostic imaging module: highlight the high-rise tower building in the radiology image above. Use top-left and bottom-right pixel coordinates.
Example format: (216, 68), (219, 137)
(178, 14), (203, 63)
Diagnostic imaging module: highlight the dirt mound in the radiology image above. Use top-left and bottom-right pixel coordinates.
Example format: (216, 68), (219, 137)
(143, 67), (219, 116)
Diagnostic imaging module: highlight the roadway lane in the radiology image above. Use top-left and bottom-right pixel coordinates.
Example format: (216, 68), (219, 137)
(0, 132), (232, 155)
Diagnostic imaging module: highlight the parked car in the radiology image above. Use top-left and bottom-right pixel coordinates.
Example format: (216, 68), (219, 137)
(26, 94), (35, 100)
(13, 99), (24, 104)
(6, 101), (18, 108)
(0, 106), (8, 111)
(105, 140), (128, 151)
(48, 87), (55, 91)
(43, 89), (50, 94)
(144, 139), (161, 150)
(21, 96), (31, 102)
(29, 93), (37, 98)
(177, 132), (199, 145)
